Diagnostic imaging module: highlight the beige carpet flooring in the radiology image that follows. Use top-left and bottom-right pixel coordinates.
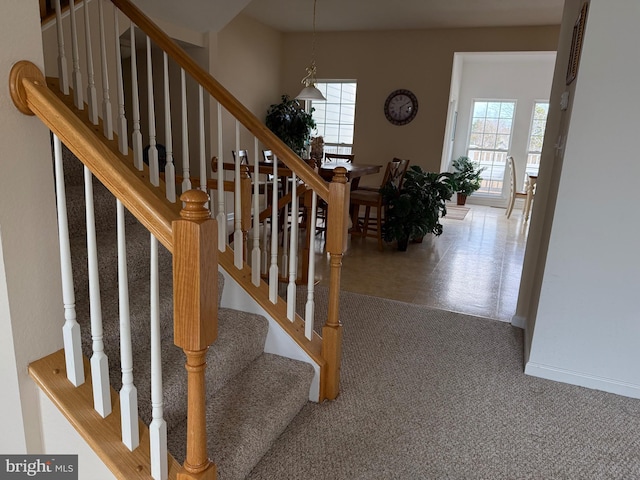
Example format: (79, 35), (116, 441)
(246, 287), (640, 479)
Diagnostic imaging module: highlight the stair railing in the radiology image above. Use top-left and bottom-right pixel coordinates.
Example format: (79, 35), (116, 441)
(106, 0), (348, 402)
(11, 57), (218, 479)
(30, 0), (348, 474)
(43, 0), (349, 400)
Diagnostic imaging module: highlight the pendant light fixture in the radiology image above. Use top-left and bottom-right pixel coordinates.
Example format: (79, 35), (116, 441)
(296, 0), (326, 101)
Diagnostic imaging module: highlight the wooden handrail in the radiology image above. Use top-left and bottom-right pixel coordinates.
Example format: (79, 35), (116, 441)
(9, 61), (179, 251)
(110, 0), (330, 201)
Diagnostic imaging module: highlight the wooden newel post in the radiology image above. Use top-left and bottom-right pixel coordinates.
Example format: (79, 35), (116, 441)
(322, 167), (350, 400)
(173, 189), (217, 480)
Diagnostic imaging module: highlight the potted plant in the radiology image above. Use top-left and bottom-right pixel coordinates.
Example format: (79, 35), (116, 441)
(266, 95), (316, 156)
(451, 156), (485, 205)
(380, 166), (453, 251)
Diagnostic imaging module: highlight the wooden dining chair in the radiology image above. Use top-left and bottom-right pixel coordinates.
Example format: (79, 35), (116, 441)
(324, 152), (355, 163)
(232, 149), (271, 196)
(350, 157), (410, 250)
(506, 155), (528, 219)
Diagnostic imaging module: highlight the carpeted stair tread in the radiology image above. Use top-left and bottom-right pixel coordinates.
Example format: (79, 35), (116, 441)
(167, 353), (314, 480)
(136, 307), (272, 426)
(205, 308), (269, 394)
(74, 258), (175, 397)
(64, 182), (140, 238)
(69, 220), (173, 296)
(60, 145), (314, 480)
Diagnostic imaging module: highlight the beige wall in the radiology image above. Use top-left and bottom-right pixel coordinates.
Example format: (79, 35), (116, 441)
(216, 13), (283, 159)
(1, 0), (66, 453)
(281, 26), (559, 187)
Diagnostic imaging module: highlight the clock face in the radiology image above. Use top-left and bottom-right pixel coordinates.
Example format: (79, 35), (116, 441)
(384, 89), (418, 126)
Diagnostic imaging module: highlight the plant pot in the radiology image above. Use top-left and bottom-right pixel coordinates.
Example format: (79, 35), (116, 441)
(456, 193), (467, 206)
(411, 236), (424, 244)
(397, 237), (409, 251)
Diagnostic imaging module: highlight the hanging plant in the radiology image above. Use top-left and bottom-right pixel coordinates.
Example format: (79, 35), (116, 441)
(266, 95), (316, 156)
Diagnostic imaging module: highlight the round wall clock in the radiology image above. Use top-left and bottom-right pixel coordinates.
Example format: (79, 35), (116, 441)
(384, 89), (418, 126)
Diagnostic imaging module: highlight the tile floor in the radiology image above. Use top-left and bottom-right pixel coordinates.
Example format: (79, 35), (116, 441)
(313, 203), (530, 322)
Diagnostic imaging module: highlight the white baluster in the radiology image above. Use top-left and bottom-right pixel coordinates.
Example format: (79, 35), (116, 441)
(198, 85), (206, 193)
(146, 36), (159, 186)
(113, 8), (127, 155)
(287, 172), (298, 321)
(54, 0), (69, 95)
(281, 197), (289, 275)
(216, 103), (226, 251)
(68, 0), (83, 109)
(233, 121), (243, 269)
(117, 200), (139, 450)
(269, 155), (279, 303)
(83, 0), (98, 124)
(84, 166), (112, 417)
(180, 68), (191, 194)
(130, 22), (143, 170)
(251, 137), (261, 285)
(305, 191), (318, 340)
(149, 234), (168, 480)
(162, 53), (176, 202)
(261, 196), (270, 276)
(53, 136), (84, 387)
(98, 0), (113, 139)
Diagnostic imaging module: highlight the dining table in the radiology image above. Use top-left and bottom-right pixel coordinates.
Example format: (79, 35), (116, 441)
(210, 157), (383, 281)
(318, 161), (382, 189)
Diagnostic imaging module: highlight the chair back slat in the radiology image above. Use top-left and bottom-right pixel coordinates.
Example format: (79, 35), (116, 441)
(324, 153), (354, 163)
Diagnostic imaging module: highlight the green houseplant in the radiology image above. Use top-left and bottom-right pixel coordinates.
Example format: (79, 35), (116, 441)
(265, 95), (316, 156)
(380, 166), (454, 251)
(451, 156), (485, 205)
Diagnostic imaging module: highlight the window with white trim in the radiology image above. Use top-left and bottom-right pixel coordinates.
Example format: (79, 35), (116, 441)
(310, 81), (357, 155)
(526, 101), (549, 177)
(467, 100), (516, 196)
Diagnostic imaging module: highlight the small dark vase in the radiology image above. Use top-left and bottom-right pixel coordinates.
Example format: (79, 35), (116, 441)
(397, 237), (409, 251)
(456, 193), (467, 206)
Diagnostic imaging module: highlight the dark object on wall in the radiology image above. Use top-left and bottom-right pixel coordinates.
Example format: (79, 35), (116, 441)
(566, 2), (589, 85)
(384, 89), (418, 126)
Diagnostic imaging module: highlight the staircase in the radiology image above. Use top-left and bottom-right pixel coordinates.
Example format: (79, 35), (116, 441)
(60, 145), (314, 479)
(10, 0), (349, 478)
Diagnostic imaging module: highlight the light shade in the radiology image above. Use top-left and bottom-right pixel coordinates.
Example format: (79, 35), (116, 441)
(296, 85), (326, 101)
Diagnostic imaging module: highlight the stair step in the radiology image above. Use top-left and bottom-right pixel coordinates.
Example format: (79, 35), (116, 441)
(167, 353), (314, 480)
(65, 181), (139, 239)
(61, 143), (86, 187)
(69, 220), (173, 297)
(58, 139), (314, 480)
(145, 307), (271, 425)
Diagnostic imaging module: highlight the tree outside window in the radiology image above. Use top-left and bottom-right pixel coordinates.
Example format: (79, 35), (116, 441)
(310, 82), (357, 155)
(526, 102), (549, 177)
(467, 100), (516, 196)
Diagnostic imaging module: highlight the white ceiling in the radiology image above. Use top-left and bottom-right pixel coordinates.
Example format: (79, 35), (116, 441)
(243, 0), (566, 32)
(132, 0), (565, 34)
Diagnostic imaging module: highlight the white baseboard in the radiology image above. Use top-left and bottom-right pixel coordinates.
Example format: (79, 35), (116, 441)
(525, 361), (640, 399)
(511, 314), (526, 329)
